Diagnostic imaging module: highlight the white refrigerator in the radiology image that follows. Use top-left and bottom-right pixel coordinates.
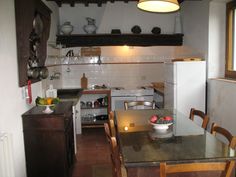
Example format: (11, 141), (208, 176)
(164, 61), (206, 117)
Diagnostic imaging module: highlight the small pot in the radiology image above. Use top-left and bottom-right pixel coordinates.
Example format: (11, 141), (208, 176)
(80, 101), (85, 108)
(97, 98), (104, 105)
(27, 67), (39, 79)
(94, 100), (100, 107)
(38, 67), (49, 79)
(86, 101), (93, 108)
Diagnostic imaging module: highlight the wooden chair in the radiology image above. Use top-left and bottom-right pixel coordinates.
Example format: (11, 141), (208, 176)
(210, 123), (236, 149)
(189, 108), (209, 130)
(124, 101), (156, 110)
(160, 161), (235, 177)
(109, 111), (116, 137)
(210, 123), (236, 177)
(104, 123), (127, 177)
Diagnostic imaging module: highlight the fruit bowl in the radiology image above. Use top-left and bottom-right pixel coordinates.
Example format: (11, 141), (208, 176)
(37, 104), (55, 114)
(149, 115), (174, 130)
(36, 97), (60, 114)
(149, 121), (173, 130)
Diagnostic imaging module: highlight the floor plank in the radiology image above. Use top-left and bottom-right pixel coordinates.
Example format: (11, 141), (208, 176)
(72, 128), (112, 177)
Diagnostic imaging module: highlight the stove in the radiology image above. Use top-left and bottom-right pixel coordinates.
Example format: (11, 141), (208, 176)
(110, 86), (154, 111)
(111, 86), (153, 97)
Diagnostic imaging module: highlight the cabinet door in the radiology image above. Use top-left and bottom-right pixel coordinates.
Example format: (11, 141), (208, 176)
(75, 99), (82, 134)
(65, 119), (75, 173)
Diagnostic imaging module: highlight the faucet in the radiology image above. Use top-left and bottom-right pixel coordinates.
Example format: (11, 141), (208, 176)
(66, 50), (74, 57)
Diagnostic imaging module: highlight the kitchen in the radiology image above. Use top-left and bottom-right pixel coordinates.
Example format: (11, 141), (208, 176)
(1, 0), (236, 177)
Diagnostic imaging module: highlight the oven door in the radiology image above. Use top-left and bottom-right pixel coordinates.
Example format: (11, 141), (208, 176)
(111, 96), (136, 111)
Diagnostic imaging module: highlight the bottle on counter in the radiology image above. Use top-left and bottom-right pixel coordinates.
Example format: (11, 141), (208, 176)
(81, 73), (88, 89)
(46, 85), (57, 98)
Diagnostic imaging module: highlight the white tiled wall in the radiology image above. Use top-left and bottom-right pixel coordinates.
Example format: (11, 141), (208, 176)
(45, 45), (202, 89)
(47, 63), (163, 89)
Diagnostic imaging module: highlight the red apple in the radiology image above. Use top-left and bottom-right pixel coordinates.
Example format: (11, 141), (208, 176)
(150, 115), (159, 123)
(164, 116), (173, 121)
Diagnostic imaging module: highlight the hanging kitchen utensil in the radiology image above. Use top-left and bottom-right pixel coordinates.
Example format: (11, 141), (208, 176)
(27, 67), (39, 79)
(33, 12), (44, 37)
(27, 80), (32, 104)
(38, 66), (49, 79)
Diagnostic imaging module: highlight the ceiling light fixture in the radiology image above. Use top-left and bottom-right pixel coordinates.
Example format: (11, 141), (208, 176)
(137, 0), (180, 13)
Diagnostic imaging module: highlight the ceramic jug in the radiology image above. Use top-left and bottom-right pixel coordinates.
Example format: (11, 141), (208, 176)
(61, 21), (73, 35)
(83, 17), (97, 34)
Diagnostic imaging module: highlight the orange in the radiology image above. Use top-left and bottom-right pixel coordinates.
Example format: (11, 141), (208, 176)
(46, 97), (53, 105)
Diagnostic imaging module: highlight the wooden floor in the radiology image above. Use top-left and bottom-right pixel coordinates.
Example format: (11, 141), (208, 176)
(72, 128), (235, 177)
(72, 128), (112, 177)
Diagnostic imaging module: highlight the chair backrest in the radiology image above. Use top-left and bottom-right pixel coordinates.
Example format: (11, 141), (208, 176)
(210, 122), (236, 149)
(109, 111), (116, 137)
(104, 123), (122, 177)
(160, 161), (235, 177)
(124, 101), (155, 110)
(189, 108), (209, 130)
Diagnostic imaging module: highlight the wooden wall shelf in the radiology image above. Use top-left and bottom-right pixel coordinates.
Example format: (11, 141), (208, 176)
(56, 34), (184, 47)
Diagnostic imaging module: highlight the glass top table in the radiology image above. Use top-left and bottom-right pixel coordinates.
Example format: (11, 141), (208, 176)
(115, 109), (236, 168)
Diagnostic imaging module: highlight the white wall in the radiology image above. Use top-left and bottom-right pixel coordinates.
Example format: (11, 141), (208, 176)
(0, 1), (58, 177)
(207, 1), (236, 136)
(208, 79), (236, 135)
(181, 0), (210, 60)
(59, 2), (177, 34)
(58, 63), (164, 89)
(208, 1), (226, 78)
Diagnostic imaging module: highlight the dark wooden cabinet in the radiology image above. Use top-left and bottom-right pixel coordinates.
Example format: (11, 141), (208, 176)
(22, 102), (75, 177)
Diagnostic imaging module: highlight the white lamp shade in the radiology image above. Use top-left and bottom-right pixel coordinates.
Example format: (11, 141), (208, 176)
(137, 0), (180, 13)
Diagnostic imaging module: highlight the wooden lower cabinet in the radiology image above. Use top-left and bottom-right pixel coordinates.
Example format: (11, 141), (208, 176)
(22, 102), (75, 177)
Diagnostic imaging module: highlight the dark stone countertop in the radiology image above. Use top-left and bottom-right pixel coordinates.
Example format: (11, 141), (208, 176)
(57, 88), (83, 105)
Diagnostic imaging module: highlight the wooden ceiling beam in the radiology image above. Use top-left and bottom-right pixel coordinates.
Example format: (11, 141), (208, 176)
(69, 0), (75, 6)
(46, 0), (200, 7)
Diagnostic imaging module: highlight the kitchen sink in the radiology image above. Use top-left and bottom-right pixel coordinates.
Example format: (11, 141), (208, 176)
(57, 88), (83, 99)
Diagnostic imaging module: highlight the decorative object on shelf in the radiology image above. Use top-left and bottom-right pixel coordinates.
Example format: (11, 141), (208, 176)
(111, 29), (121, 34)
(151, 27), (161, 34)
(174, 12), (183, 34)
(137, 0), (180, 13)
(60, 21), (73, 35)
(131, 25), (142, 34)
(83, 17), (97, 34)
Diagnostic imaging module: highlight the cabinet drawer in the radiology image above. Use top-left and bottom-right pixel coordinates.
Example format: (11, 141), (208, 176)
(23, 116), (72, 131)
